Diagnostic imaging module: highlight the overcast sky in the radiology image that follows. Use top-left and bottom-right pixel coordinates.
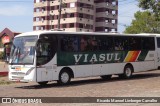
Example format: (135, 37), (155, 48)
(0, 0), (140, 33)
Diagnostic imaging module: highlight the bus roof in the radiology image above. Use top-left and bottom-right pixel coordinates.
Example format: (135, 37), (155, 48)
(14, 30), (160, 38)
(136, 33), (160, 36)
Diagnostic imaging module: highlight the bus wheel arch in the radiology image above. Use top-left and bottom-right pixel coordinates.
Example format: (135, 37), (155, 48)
(58, 67), (74, 85)
(119, 63), (134, 79)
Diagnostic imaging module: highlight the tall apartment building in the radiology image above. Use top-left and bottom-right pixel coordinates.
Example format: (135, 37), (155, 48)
(33, 0), (118, 32)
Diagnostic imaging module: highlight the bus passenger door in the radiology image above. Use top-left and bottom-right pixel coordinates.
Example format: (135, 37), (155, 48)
(37, 67), (53, 82)
(36, 34), (57, 82)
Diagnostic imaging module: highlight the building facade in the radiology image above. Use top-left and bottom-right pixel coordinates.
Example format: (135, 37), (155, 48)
(33, 0), (118, 32)
(0, 28), (20, 61)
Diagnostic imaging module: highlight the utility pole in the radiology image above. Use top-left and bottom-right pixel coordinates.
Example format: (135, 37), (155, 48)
(50, 14), (53, 30)
(58, 0), (62, 29)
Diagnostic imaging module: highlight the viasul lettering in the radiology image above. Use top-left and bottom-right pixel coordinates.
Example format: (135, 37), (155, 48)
(73, 53), (121, 63)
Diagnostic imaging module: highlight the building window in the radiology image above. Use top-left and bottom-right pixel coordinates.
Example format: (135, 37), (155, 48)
(36, 0), (40, 3)
(36, 27), (39, 30)
(70, 3), (75, 8)
(36, 8), (40, 12)
(111, 29), (116, 32)
(42, 0), (45, 3)
(106, 2), (109, 6)
(70, 13), (74, 17)
(79, 23), (83, 28)
(105, 28), (109, 32)
(105, 19), (109, 23)
(42, 8), (45, 12)
(79, 13), (83, 18)
(112, 20), (116, 24)
(112, 10), (116, 15)
(36, 17), (40, 22)
(63, 3), (67, 8)
(79, 3), (84, 7)
(70, 23), (74, 28)
(63, 14), (67, 18)
(62, 24), (66, 28)
(106, 11), (109, 15)
(112, 1), (116, 6)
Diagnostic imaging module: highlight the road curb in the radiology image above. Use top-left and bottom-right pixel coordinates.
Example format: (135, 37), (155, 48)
(0, 72), (8, 76)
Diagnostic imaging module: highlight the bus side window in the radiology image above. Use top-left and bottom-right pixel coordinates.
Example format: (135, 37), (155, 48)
(114, 37), (128, 51)
(80, 37), (88, 52)
(86, 36), (98, 51)
(128, 37), (141, 50)
(80, 36), (98, 52)
(60, 36), (79, 52)
(98, 36), (114, 51)
(36, 35), (57, 65)
(142, 37), (155, 50)
(157, 38), (160, 48)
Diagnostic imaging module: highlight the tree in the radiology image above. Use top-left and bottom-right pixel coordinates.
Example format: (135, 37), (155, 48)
(138, 0), (160, 20)
(124, 11), (160, 34)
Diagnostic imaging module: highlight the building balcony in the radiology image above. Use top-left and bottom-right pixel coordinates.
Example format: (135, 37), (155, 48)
(96, 3), (118, 10)
(77, 17), (94, 24)
(77, 7), (95, 15)
(33, 20), (48, 26)
(50, 0), (78, 6)
(34, 11), (48, 17)
(95, 22), (117, 29)
(34, 1), (48, 7)
(96, 12), (118, 19)
(78, 0), (94, 5)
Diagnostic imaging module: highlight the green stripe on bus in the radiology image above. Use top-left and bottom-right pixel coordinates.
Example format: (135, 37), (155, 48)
(57, 51), (128, 66)
(137, 51), (149, 61)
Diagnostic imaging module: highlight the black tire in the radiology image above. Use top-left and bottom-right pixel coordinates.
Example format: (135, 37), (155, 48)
(57, 70), (71, 85)
(38, 81), (48, 86)
(101, 75), (112, 80)
(119, 65), (133, 79)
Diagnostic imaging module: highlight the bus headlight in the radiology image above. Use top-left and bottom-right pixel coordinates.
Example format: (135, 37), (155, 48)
(26, 67), (35, 75)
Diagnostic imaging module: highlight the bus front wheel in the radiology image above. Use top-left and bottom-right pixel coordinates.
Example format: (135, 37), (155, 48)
(58, 70), (71, 85)
(119, 65), (133, 79)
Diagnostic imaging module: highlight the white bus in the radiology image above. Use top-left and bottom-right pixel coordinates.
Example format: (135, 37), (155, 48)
(8, 31), (160, 85)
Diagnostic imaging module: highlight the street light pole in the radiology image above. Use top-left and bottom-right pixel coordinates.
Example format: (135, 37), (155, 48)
(50, 14), (53, 30)
(58, 0), (62, 29)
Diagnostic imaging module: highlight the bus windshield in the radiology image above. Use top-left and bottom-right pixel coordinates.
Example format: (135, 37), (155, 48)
(9, 36), (38, 65)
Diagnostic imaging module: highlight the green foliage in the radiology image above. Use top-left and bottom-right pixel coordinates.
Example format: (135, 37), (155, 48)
(0, 52), (4, 60)
(0, 79), (14, 85)
(138, 0), (160, 20)
(124, 11), (160, 34)
(0, 39), (3, 48)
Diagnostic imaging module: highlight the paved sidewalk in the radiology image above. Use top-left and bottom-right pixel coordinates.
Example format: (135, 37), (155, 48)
(0, 62), (8, 76)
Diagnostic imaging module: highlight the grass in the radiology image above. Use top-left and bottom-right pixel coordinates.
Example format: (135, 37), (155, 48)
(0, 76), (15, 85)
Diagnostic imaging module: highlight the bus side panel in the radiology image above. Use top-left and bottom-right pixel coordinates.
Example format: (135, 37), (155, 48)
(132, 51), (156, 72)
(101, 63), (125, 75)
(36, 54), (59, 82)
(74, 65), (92, 77)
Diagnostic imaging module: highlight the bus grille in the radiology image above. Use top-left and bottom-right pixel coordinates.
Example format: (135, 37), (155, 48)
(11, 72), (26, 76)
(12, 76), (24, 80)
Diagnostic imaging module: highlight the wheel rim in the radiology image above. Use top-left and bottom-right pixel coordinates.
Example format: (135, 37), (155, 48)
(61, 72), (69, 83)
(125, 68), (132, 77)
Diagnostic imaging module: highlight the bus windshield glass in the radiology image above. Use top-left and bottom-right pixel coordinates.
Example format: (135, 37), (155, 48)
(9, 36), (38, 65)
